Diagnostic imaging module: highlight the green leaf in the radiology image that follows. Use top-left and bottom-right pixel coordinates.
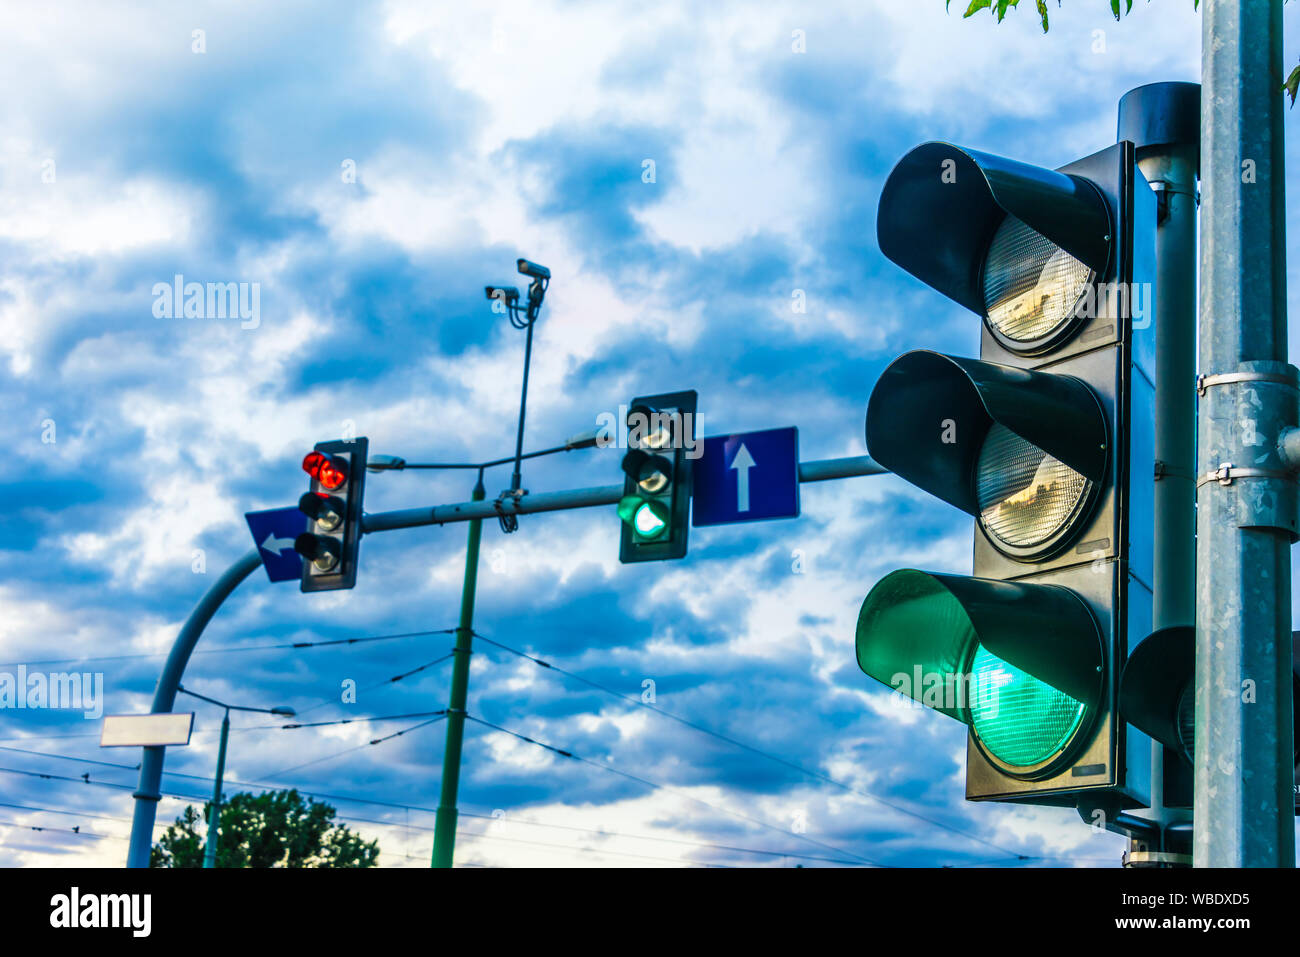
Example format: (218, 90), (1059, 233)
(1110, 0), (1121, 19)
(1285, 62), (1300, 109)
(961, 0), (993, 17)
(1036, 0), (1049, 31)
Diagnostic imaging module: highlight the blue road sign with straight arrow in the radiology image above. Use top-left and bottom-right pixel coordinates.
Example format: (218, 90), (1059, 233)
(245, 506), (307, 583)
(692, 427), (800, 527)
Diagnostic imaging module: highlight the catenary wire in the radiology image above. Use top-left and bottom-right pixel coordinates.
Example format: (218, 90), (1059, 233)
(474, 630), (1025, 861)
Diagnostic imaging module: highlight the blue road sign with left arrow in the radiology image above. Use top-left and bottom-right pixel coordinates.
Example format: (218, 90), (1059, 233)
(245, 507), (307, 583)
(692, 427), (800, 527)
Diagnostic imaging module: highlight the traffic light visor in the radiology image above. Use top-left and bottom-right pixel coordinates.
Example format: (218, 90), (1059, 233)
(1119, 626), (1194, 756)
(622, 449), (673, 494)
(866, 351), (1107, 560)
(857, 570), (1104, 773)
(877, 142), (1112, 320)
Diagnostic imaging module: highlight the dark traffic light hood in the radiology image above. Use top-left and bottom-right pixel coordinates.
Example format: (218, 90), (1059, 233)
(876, 141), (1114, 316)
(865, 350), (1109, 518)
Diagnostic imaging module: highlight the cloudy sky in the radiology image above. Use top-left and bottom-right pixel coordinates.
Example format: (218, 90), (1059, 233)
(2, 0), (1298, 868)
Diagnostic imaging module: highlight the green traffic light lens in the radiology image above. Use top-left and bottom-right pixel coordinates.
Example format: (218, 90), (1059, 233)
(982, 214), (1091, 349)
(618, 495), (669, 540)
(633, 502), (667, 538)
(968, 643), (1087, 770)
(975, 423), (1093, 551)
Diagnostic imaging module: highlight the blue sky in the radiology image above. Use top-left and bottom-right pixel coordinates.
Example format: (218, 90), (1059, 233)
(1, 0), (1297, 867)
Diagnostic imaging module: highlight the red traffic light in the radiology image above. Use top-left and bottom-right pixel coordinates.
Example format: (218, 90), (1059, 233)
(303, 451), (349, 490)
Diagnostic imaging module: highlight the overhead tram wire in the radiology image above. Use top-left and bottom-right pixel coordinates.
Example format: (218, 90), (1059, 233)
(251, 714), (447, 782)
(0, 708), (450, 772)
(0, 819), (126, 843)
(464, 713), (886, 867)
(288, 651), (455, 719)
(0, 648), (458, 745)
(0, 766), (869, 867)
(474, 630), (1025, 861)
(0, 715), (452, 787)
(0, 800), (135, 826)
(4, 742), (877, 865)
(0, 729), (910, 868)
(266, 801), (866, 867)
(0, 626), (458, 669)
(0, 759), (1094, 868)
(3, 779), (845, 869)
(406, 832), (734, 868)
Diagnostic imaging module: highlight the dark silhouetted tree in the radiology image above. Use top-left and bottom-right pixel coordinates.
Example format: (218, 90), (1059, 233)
(151, 789), (379, 868)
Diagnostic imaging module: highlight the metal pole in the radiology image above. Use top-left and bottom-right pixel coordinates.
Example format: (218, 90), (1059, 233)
(363, 455), (888, 534)
(432, 475), (486, 867)
(203, 708), (230, 868)
(126, 548), (262, 868)
(1195, 0), (1294, 867)
(510, 320), (535, 493)
(1118, 80), (1200, 864)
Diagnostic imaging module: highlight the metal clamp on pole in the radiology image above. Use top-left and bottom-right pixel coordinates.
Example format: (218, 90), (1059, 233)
(1196, 369), (1300, 396)
(1197, 462), (1297, 489)
(1196, 361), (1300, 542)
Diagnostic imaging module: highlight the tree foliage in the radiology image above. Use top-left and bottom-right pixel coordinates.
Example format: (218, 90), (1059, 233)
(946, 0), (1298, 106)
(150, 789), (380, 868)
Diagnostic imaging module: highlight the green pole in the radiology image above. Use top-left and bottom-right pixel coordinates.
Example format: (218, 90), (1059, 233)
(432, 475), (486, 868)
(203, 708), (230, 868)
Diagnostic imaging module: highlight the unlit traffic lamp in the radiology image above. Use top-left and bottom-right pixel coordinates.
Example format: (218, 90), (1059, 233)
(855, 139), (1157, 806)
(618, 390), (696, 563)
(1119, 628), (1300, 813)
(295, 437), (368, 591)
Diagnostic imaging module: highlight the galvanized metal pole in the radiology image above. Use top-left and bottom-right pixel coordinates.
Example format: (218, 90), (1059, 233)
(1195, 0), (1295, 867)
(202, 708), (230, 868)
(1118, 81), (1200, 865)
(431, 475), (486, 868)
(362, 455), (888, 534)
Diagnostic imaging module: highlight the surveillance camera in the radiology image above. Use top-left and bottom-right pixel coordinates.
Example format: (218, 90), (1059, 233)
(516, 259), (551, 281)
(484, 285), (521, 303)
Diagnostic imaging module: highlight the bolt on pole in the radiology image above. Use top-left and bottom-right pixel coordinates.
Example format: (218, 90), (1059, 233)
(1195, 0), (1295, 867)
(432, 475), (487, 868)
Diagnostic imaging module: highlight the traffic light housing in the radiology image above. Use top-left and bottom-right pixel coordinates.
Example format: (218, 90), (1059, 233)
(856, 140), (1157, 807)
(618, 390), (696, 563)
(1120, 628), (1300, 813)
(295, 437), (368, 592)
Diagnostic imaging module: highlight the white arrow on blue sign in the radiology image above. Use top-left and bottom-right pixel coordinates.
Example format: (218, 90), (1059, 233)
(244, 506), (308, 583)
(692, 427), (800, 527)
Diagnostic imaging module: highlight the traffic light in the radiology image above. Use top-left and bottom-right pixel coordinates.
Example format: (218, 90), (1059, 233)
(295, 437), (368, 592)
(855, 140), (1157, 807)
(1120, 628), (1300, 813)
(618, 390), (696, 563)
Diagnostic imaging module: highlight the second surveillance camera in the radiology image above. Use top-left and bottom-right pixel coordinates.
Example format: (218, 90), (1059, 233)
(485, 285), (521, 303)
(516, 259), (551, 281)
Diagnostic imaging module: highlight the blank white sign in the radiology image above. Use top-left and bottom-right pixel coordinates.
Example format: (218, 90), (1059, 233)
(100, 712), (194, 748)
